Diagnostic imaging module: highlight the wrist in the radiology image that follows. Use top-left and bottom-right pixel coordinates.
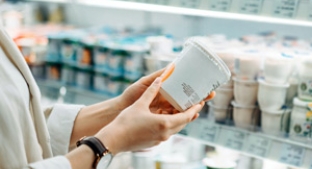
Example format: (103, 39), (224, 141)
(95, 125), (122, 156)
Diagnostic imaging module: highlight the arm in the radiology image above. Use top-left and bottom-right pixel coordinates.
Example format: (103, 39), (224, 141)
(66, 77), (205, 169)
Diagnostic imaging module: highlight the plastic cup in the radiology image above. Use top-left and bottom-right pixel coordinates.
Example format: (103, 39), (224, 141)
(233, 77), (258, 106)
(261, 108), (291, 135)
(212, 87), (234, 107)
(234, 53), (261, 80)
(257, 79), (289, 110)
(232, 101), (259, 130)
(208, 102), (230, 123)
(160, 37), (231, 111)
(264, 56), (294, 84)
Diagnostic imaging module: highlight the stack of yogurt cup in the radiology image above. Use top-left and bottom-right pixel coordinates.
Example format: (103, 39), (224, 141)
(208, 49), (235, 124)
(231, 50), (262, 130)
(289, 57), (312, 142)
(258, 54), (294, 135)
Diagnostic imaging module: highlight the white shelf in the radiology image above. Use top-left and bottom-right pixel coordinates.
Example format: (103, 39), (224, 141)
(37, 79), (110, 104)
(178, 118), (312, 169)
(27, 0), (312, 27)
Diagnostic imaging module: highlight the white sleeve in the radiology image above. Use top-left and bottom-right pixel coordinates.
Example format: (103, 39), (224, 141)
(47, 104), (84, 156)
(26, 156), (71, 169)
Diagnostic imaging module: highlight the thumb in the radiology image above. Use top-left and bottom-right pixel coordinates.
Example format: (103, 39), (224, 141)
(137, 77), (162, 105)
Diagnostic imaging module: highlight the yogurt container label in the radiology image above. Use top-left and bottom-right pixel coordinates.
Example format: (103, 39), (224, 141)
(298, 79), (312, 101)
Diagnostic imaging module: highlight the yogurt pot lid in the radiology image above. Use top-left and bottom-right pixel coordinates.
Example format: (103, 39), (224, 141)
(208, 101), (230, 109)
(293, 97), (312, 109)
(261, 108), (290, 115)
(184, 37), (231, 81)
(232, 77), (258, 84)
(258, 79), (290, 88)
(203, 158), (236, 169)
(231, 100), (256, 109)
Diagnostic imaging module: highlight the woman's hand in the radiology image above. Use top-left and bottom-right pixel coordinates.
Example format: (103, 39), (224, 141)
(95, 77), (205, 154)
(116, 65), (215, 115)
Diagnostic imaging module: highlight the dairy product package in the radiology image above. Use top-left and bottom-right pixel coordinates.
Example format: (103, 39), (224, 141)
(160, 37), (231, 111)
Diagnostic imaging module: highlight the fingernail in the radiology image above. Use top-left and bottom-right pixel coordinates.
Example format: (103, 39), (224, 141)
(153, 77), (161, 85)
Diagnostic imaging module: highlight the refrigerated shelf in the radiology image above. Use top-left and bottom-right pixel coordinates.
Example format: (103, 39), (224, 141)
(178, 118), (312, 169)
(37, 79), (110, 105)
(28, 0), (312, 27)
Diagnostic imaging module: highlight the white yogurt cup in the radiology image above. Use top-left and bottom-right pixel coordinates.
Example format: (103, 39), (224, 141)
(232, 101), (259, 130)
(147, 36), (173, 55)
(203, 158), (237, 169)
(289, 97), (312, 142)
(234, 52), (261, 80)
(264, 56), (294, 84)
(298, 58), (312, 101)
(233, 77), (258, 106)
(160, 37), (231, 111)
(286, 78), (298, 106)
(257, 79), (289, 110)
(212, 87), (234, 108)
(261, 108), (291, 136)
(208, 102), (230, 123)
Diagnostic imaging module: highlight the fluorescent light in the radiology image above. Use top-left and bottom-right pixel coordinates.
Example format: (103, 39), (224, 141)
(77, 0), (312, 27)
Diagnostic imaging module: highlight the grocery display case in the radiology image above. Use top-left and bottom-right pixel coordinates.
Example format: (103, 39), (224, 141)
(7, 0), (312, 168)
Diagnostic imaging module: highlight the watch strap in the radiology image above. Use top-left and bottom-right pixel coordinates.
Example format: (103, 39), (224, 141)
(76, 136), (110, 168)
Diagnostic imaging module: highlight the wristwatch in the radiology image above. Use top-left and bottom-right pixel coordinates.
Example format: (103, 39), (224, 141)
(76, 136), (113, 169)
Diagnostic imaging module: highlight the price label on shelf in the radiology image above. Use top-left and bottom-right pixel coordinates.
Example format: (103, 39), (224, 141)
(220, 129), (246, 150)
(180, 0), (201, 8)
(279, 143), (305, 167)
(272, 0), (299, 18)
(245, 134), (271, 157)
(198, 122), (219, 142)
(209, 0), (232, 11)
(238, 0), (264, 14)
(309, 0), (312, 20)
(154, 0), (170, 5)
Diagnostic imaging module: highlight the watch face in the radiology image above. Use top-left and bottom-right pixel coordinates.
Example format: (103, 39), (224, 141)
(96, 154), (113, 169)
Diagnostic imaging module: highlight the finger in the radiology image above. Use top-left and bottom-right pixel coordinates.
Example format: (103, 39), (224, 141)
(160, 63), (175, 82)
(164, 103), (204, 129)
(170, 112), (200, 135)
(203, 91), (216, 102)
(137, 77), (162, 105)
(139, 68), (166, 86)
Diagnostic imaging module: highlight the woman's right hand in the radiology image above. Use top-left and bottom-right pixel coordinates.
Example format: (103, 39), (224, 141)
(95, 77), (205, 155)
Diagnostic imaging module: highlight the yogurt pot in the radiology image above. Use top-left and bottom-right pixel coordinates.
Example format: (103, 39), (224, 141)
(232, 101), (259, 130)
(212, 87), (234, 108)
(208, 102), (231, 123)
(289, 97), (312, 142)
(160, 37), (231, 111)
(202, 158), (237, 169)
(75, 69), (92, 89)
(132, 151), (155, 169)
(147, 36), (173, 55)
(234, 52), (261, 80)
(261, 108), (291, 136)
(264, 56), (294, 84)
(93, 46), (109, 73)
(216, 50), (236, 73)
(233, 77), (258, 106)
(298, 58), (312, 101)
(285, 78), (299, 106)
(257, 79), (289, 110)
(93, 73), (109, 94)
(61, 66), (76, 85)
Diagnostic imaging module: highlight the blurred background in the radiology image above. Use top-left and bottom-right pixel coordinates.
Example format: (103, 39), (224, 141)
(2, 0), (312, 168)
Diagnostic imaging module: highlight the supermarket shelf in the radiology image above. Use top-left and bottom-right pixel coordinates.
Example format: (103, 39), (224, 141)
(29, 0), (312, 27)
(178, 118), (312, 169)
(37, 79), (111, 105)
